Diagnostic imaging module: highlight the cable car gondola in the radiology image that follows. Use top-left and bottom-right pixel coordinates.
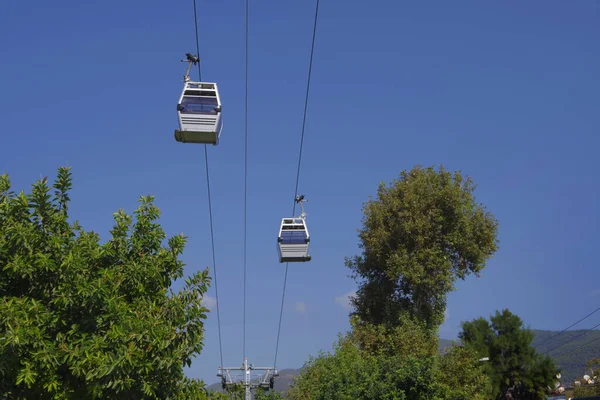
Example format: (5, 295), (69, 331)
(174, 53), (223, 145)
(277, 195), (311, 263)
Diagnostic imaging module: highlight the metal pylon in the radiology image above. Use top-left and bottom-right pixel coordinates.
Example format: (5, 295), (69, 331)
(217, 358), (279, 400)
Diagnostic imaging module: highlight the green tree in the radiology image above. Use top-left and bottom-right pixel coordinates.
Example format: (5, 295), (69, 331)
(0, 167), (214, 399)
(286, 316), (434, 400)
(572, 358), (600, 398)
(254, 389), (283, 400)
(459, 309), (559, 400)
(347, 165), (499, 329)
(288, 166), (498, 400)
(217, 382), (245, 400)
(204, 389), (230, 400)
(346, 314), (438, 358)
(286, 316), (491, 400)
(286, 337), (441, 400)
(437, 345), (492, 400)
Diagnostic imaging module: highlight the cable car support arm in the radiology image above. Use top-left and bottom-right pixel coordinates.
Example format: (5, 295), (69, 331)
(181, 53), (200, 82)
(295, 194), (307, 220)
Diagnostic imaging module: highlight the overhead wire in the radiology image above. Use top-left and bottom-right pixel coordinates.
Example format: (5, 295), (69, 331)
(204, 147), (224, 370)
(553, 331), (600, 360)
(192, 0), (202, 82)
(273, 0), (321, 370)
(243, 0), (249, 362)
(543, 321), (600, 356)
(536, 306), (600, 350)
(191, 0), (224, 370)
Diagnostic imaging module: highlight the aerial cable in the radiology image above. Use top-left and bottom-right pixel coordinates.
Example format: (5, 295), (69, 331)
(203, 147), (224, 370)
(536, 306), (600, 349)
(543, 320), (600, 356)
(191, 0), (224, 369)
(553, 331), (600, 360)
(192, 0), (202, 81)
(273, 0), (321, 370)
(243, 0), (249, 362)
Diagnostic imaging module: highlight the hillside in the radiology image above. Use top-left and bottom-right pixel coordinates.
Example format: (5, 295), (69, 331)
(531, 329), (600, 384)
(437, 330), (600, 384)
(207, 330), (600, 394)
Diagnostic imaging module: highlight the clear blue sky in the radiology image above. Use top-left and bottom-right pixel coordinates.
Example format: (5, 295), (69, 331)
(2, 0), (600, 385)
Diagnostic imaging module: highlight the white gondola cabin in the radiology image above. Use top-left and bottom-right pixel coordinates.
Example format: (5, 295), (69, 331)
(277, 217), (311, 263)
(174, 81), (223, 145)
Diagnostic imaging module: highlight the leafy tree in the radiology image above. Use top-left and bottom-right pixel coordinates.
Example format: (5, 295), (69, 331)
(204, 389), (230, 400)
(347, 165), (499, 329)
(224, 382), (246, 400)
(286, 316), (491, 400)
(0, 167), (215, 399)
(346, 314), (438, 358)
(254, 389), (283, 400)
(572, 358), (600, 398)
(286, 338), (440, 400)
(459, 309), (559, 400)
(437, 345), (492, 400)
(288, 166), (499, 399)
(286, 316), (431, 399)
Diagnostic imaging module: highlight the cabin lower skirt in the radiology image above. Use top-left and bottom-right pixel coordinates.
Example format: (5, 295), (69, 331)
(174, 129), (219, 145)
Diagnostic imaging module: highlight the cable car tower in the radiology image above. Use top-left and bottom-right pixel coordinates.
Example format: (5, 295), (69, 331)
(174, 53), (223, 145)
(218, 358), (279, 400)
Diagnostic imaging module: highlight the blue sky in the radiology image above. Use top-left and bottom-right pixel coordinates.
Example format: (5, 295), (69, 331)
(2, 0), (600, 385)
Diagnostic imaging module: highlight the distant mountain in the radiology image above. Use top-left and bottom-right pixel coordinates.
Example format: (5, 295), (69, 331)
(206, 331), (600, 393)
(531, 329), (600, 384)
(439, 337), (455, 352)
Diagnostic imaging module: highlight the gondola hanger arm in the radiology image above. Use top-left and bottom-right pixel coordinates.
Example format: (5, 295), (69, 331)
(295, 194), (308, 220)
(181, 53), (200, 82)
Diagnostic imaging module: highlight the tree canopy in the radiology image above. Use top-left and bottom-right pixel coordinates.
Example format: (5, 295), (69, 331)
(0, 167), (213, 399)
(459, 309), (559, 400)
(287, 165), (497, 399)
(254, 388), (283, 400)
(287, 316), (491, 400)
(346, 165), (499, 328)
(572, 358), (600, 398)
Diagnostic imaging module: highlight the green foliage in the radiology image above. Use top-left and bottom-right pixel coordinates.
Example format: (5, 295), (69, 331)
(347, 314), (438, 358)
(286, 317), (490, 400)
(225, 382), (245, 399)
(0, 168), (213, 399)
(572, 358), (600, 398)
(204, 389), (230, 400)
(459, 309), (559, 400)
(254, 389), (283, 400)
(286, 339), (436, 400)
(347, 165), (499, 328)
(437, 345), (492, 400)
